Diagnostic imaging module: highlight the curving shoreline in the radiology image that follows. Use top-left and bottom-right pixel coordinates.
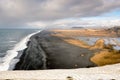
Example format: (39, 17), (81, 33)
(1, 29), (120, 80)
(14, 30), (97, 70)
(14, 29), (120, 70)
(0, 30), (41, 71)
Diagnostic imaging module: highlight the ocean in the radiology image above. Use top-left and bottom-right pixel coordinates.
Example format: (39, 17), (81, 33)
(0, 29), (41, 71)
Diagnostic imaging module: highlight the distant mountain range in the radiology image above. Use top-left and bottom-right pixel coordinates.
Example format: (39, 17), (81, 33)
(106, 26), (120, 36)
(72, 26), (120, 36)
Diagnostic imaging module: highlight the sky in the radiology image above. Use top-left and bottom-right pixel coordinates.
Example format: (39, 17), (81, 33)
(0, 0), (120, 28)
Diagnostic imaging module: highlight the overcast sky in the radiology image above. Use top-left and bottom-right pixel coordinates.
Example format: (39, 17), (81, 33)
(0, 0), (120, 28)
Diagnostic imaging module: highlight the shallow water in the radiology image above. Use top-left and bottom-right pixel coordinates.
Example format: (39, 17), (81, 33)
(75, 36), (120, 50)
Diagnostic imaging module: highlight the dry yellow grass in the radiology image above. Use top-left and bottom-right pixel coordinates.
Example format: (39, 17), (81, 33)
(90, 39), (105, 50)
(51, 29), (120, 66)
(65, 38), (120, 66)
(52, 29), (117, 37)
(91, 50), (120, 66)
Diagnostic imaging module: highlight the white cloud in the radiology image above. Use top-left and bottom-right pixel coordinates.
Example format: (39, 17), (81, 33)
(0, 0), (120, 28)
(27, 18), (120, 29)
(27, 21), (47, 28)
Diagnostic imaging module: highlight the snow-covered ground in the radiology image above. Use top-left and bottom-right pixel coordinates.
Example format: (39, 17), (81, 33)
(0, 63), (120, 80)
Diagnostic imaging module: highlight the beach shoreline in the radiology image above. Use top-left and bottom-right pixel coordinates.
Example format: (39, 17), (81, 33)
(0, 29), (120, 80)
(14, 29), (120, 70)
(15, 30), (97, 70)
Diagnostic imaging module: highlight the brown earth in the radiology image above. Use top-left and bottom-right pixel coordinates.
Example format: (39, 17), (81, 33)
(52, 29), (117, 37)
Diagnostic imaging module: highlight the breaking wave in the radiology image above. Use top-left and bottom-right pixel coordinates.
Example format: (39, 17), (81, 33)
(0, 30), (41, 71)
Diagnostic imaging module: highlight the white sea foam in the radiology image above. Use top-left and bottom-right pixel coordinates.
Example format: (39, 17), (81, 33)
(0, 30), (41, 71)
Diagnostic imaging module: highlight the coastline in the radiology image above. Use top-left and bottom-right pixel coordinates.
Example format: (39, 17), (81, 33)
(0, 30), (41, 71)
(15, 30), (97, 70)
(0, 29), (120, 80)
(14, 31), (47, 70)
(14, 29), (120, 70)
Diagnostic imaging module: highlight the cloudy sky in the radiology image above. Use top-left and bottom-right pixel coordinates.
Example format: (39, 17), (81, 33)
(0, 0), (120, 28)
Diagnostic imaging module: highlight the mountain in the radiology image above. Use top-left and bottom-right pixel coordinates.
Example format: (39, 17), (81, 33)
(106, 26), (120, 36)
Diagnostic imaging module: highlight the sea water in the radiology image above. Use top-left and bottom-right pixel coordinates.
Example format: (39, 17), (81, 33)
(75, 36), (120, 50)
(0, 29), (41, 71)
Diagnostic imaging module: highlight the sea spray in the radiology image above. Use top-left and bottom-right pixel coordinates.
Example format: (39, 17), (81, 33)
(0, 30), (41, 71)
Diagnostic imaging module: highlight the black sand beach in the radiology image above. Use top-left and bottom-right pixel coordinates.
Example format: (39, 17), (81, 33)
(15, 30), (97, 70)
(15, 29), (120, 70)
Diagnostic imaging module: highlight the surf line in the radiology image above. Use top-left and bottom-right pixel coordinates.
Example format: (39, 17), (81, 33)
(0, 30), (42, 71)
